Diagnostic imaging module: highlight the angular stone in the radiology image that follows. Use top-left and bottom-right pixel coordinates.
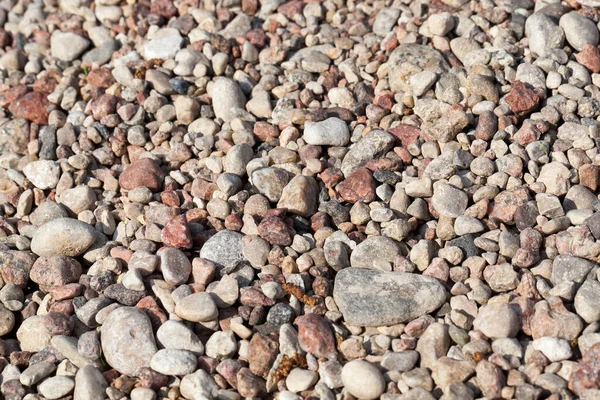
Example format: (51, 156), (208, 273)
(199, 230), (244, 273)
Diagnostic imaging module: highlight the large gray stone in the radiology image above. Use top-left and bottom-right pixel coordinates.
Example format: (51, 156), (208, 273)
(199, 230), (244, 273)
(387, 44), (449, 93)
(333, 268), (447, 326)
(551, 255), (596, 286)
(101, 307), (157, 376)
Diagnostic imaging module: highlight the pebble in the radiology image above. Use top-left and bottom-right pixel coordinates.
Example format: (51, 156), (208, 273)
(51, 32), (90, 61)
(150, 349), (197, 376)
(37, 376), (75, 399)
(303, 117), (350, 146)
(175, 292), (218, 322)
(23, 160), (60, 189)
(341, 360), (386, 400)
(199, 230), (244, 273)
(100, 307), (158, 376)
(533, 337), (573, 362)
(144, 28), (183, 60)
(156, 320), (204, 355)
(432, 183), (469, 218)
(559, 12), (599, 51)
(211, 78), (247, 122)
(31, 218), (97, 257)
(333, 268), (447, 326)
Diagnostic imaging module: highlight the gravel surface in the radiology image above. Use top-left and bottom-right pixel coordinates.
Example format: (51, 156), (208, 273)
(1, 0), (600, 399)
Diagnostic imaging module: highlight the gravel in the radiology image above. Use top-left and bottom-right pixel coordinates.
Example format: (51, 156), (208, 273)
(1, 0), (600, 399)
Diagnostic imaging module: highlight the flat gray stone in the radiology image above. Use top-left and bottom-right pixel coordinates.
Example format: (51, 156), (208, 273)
(333, 268), (447, 326)
(551, 255), (596, 286)
(350, 236), (401, 270)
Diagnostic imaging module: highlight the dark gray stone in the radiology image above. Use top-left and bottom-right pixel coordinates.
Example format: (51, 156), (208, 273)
(447, 234), (481, 258)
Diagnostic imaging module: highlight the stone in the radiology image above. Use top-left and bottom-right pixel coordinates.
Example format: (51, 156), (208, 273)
(551, 255), (595, 286)
(30, 256), (82, 288)
(159, 247), (192, 285)
(175, 292), (218, 322)
(538, 162), (571, 196)
(37, 376), (75, 399)
(525, 12), (565, 57)
(560, 12), (598, 51)
(341, 360), (386, 400)
(156, 320), (204, 355)
(31, 218), (97, 257)
(286, 368), (319, 393)
(333, 268), (447, 326)
(144, 28), (183, 60)
(73, 365), (108, 400)
(180, 370), (220, 400)
(252, 167), (289, 202)
(533, 337), (573, 362)
(373, 7), (400, 36)
(432, 183), (468, 218)
(303, 117), (349, 146)
(199, 230), (244, 273)
(58, 185), (97, 215)
(277, 175), (319, 217)
(337, 168), (376, 203)
(211, 78), (247, 122)
(297, 313), (336, 358)
(340, 130), (396, 176)
(350, 236), (401, 269)
(51, 31), (90, 61)
(161, 215), (193, 249)
(23, 160), (60, 190)
(388, 44), (449, 93)
(473, 302), (520, 339)
(150, 349), (197, 376)
(574, 279), (600, 323)
(101, 307), (158, 376)
(119, 158), (164, 191)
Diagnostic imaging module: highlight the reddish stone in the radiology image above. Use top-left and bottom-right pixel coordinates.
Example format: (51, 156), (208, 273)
(90, 94), (119, 119)
(137, 367), (169, 390)
(505, 81), (540, 116)
(216, 359), (244, 387)
(191, 178), (218, 200)
(151, 0), (177, 18)
(239, 287), (276, 307)
(160, 191), (180, 207)
(579, 164), (599, 191)
(50, 283), (83, 301)
(404, 315), (434, 337)
(374, 91), (393, 110)
(513, 123), (541, 146)
(248, 333), (279, 378)
(236, 368), (266, 398)
(119, 158), (164, 191)
(320, 168), (344, 189)
(253, 121), (279, 142)
(576, 44), (600, 73)
(336, 168), (376, 203)
(10, 351), (32, 367)
(0, 85), (29, 108)
(9, 91), (49, 125)
(296, 313), (336, 358)
(570, 343), (600, 395)
(86, 68), (115, 89)
(278, 1), (304, 19)
(364, 158), (401, 172)
(161, 214), (193, 249)
(136, 296), (168, 331)
(530, 297), (582, 340)
(33, 75), (58, 94)
(242, 0), (258, 15)
(43, 312), (74, 335)
(489, 187), (530, 224)
(258, 215), (292, 246)
(246, 29), (267, 48)
(30, 255), (82, 289)
(389, 124), (421, 147)
(110, 246), (133, 264)
(224, 213), (243, 231)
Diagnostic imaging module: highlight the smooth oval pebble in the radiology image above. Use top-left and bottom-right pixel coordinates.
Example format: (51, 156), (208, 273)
(150, 349), (198, 376)
(341, 360), (386, 400)
(30, 218), (96, 257)
(37, 376), (75, 399)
